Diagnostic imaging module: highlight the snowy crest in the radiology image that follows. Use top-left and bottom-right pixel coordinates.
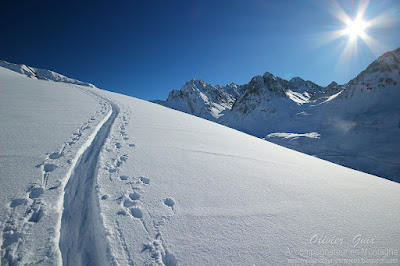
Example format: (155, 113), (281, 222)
(0, 60), (96, 87)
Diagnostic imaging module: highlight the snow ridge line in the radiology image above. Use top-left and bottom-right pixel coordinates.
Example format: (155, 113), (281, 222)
(55, 90), (119, 265)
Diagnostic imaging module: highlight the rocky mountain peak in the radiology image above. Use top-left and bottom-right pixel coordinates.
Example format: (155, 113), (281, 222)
(262, 71), (275, 79)
(327, 81), (338, 87)
(289, 77), (305, 84)
(340, 47), (400, 99)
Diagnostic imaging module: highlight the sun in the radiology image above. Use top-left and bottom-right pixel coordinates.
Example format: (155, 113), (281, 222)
(344, 18), (368, 42)
(320, 0), (393, 63)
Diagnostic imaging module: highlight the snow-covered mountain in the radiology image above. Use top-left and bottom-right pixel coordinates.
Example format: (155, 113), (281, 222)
(157, 72), (342, 123)
(1, 64), (399, 265)
(156, 48), (400, 182)
(156, 79), (245, 121)
(0, 60), (95, 87)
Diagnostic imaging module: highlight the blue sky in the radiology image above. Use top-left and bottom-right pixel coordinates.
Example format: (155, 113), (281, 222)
(1, 0), (399, 100)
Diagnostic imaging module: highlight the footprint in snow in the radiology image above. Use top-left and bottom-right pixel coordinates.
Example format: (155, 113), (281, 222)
(49, 151), (63, 160)
(43, 163), (57, 173)
(120, 175), (129, 181)
(10, 198), (28, 208)
(129, 192), (141, 200)
(123, 199), (135, 208)
(130, 207), (143, 219)
(120, 155), (128, 162)
(117, 210), (128, 216)
(140, 176), (150, 185)
(28, 207), (44, 223)
(1, 228), (24, 248)
(164, 198), (175, 208)
(29, 187), (44, 199)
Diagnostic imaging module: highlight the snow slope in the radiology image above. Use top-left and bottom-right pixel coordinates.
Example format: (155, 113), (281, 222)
(2, 64), (399, 265)
(91, 87), (400, 266)
(0, 67), (110, 264)
(156, 48), (400, 182)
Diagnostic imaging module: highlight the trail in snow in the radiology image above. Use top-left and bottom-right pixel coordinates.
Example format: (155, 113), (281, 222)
(59, 91), (119, 266)
(0, 67), (111, 265)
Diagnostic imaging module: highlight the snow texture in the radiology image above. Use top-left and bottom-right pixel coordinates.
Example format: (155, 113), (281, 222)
(0, 67), (109, 264)
(1, 61), (400, 265)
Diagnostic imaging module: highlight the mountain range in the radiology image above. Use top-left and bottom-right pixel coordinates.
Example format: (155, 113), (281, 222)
(155, 48), (400, 182)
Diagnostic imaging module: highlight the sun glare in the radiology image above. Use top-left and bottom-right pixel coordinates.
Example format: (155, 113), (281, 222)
(344, 18), (368, 41)
(322, 0), (392, 64)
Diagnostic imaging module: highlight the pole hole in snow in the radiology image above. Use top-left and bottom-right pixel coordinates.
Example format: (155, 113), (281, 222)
(101, 194), (109, 200)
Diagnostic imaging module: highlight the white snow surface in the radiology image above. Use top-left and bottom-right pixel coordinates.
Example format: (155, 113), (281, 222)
(1, 65), (400, 265)
(267, 132), (321, 140)
(0, 67), (110, 264)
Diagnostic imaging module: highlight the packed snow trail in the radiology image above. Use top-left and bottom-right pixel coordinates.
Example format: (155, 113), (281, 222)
(59, 92), (119, 266)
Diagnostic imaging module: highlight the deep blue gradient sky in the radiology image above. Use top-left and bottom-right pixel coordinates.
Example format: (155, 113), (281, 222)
(1, 0), (399, 100)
